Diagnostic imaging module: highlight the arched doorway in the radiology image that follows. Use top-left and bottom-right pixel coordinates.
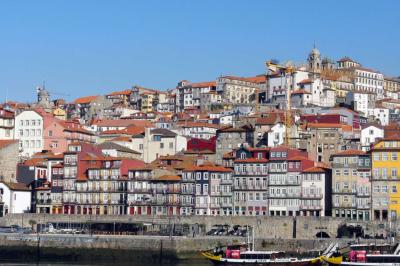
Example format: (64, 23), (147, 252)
(315, 231), (330, 238)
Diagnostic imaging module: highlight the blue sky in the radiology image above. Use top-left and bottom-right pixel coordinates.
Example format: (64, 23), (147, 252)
(0, 0), (399, 102)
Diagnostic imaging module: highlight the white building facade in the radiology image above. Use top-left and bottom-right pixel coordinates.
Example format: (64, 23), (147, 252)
(14, 110), (44, 157)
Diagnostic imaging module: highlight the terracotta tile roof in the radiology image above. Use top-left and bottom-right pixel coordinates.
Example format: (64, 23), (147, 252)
(22, 158), (47, 167)
(223, 151), (235, 159)
(292, 89), (311, 95)
(234, 158), (268, 163)
(247, 147), (270, 152)
(101, 125), (146, 136)
(92, 119), (153, 128)
(184, 149), (215, 154)
(333, 150), (366, 156)
(0, 108), (14, 119)
(189, 81), (216, 88)
(183, 164), (232, 172)
(74, 95), (98, 104)
(220, 75), (266, 84)
(288, 155), (309, 161)
(107, 89), (132, 96)
(306, 123), (343, 128)
(0, 140), (18, 149)
(110, 136), (132, 142)
(156, 175), (181, 181)
(0, 181), (30, 191)
(255, 113), (285, 125)
(298, 79), (313, 84)
(302, 167), (325, 173)
(244, 75), (267, 84)
(337, 57), (355, 62)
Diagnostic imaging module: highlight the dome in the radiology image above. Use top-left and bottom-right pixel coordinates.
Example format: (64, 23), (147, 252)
(309, 47), (320, 57)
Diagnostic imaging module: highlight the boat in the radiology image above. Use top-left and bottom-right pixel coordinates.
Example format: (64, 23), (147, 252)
(321, 242), (400, 266)
(202, 246), (324, 265)
(201, 227), (340, 265)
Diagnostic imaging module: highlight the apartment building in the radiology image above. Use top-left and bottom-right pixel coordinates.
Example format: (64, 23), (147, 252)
(182, 164), (233, 216)
(331, 150), (371, 221)
(131, 128), (187, 163)
(233, 147), (269, 216)
(371, 138), (400, 221)
(0, 108), (14, 139)
(14, 110), (44, 157)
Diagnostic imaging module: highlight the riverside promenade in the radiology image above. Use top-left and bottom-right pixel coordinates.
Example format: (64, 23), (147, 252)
(0, 214), (394, 263)
(0, 214), (391, 239)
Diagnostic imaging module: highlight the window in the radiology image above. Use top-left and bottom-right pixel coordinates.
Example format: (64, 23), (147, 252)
(392, 168), (398, 178)
(139, 144), (143, 150)
(382, 153), (388, 161)
(169, 142), (173, 149)
(49, 130), (53, 137)
(153, 135), (161, 141)
(160, 143), (164, 149)
(392, 153), (398, 161)
(382, 168), (388, 179)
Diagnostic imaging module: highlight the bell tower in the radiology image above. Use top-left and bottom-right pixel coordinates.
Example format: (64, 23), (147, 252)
(307, 45), (322, 74)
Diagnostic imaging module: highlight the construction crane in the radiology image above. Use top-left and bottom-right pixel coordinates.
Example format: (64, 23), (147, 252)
(266, 60), (294, 147)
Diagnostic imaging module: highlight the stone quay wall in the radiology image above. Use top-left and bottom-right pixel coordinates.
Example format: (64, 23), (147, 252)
(0, 214), (392, 239)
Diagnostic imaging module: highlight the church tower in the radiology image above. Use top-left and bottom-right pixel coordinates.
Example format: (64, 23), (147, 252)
(37, 86), (51, 109)
(307, 45), (322, 74)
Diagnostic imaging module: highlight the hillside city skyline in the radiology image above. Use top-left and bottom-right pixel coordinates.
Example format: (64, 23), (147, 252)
(1, 1), (399, 102)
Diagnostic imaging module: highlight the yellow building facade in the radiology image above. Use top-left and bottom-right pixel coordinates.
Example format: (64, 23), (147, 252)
(371, 138), (400, 221)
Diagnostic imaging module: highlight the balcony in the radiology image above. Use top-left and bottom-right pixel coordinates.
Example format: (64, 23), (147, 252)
(151, 199), (180, 205)
(234, 184), (268, 190)
(129, 188), (151, 193)
(334, 189), (357, 195)
(153, 188), (181, 194)
(269, 193), (301, 198)
(332, 202), (357, 208)
(220, 179), (233, 185)
(356, 191), (371, 197)
(220, 191), (232, 196)
(300, 205), (322, 210)
(269, 180), (301, 186)
(37, 199), (52, 204)
(301, 193), (323, 199)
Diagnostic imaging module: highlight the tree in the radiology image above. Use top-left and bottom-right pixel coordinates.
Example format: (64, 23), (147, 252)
(28, 219), (37, 231)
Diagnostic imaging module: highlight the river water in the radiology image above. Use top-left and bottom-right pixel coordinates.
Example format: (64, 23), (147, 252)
(0, 261), (212, 266)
